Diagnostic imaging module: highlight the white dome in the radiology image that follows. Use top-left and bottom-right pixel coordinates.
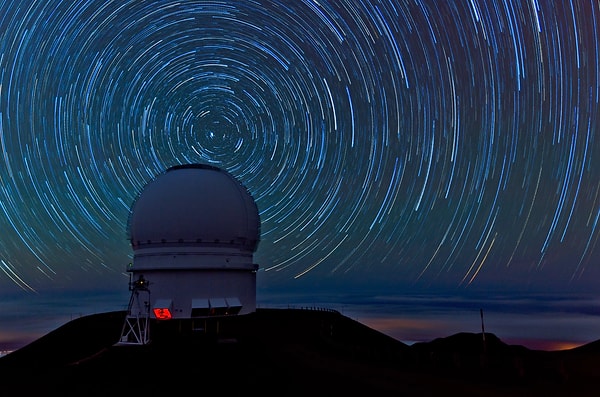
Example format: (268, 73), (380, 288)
(128, 164), (260, 252)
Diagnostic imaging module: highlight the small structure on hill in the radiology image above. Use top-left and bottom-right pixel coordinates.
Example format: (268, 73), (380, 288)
(117, 163), (260, 345)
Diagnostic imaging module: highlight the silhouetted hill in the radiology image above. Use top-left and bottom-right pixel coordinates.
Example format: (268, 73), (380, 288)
(1, 308), (599, 396)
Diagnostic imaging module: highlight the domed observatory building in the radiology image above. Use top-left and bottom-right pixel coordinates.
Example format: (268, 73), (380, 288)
(118, 164), (260, 345)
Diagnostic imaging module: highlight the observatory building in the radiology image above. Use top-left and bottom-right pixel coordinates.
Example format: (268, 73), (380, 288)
(118, 163), (260, 344)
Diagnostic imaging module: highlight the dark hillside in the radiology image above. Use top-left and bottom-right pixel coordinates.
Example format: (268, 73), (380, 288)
(1, 308), (599, 396)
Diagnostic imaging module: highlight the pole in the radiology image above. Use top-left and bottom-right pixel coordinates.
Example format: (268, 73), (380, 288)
(480, 308), (487, 352)
(480, 308), (487, 368)
(480, 308), (485, 337)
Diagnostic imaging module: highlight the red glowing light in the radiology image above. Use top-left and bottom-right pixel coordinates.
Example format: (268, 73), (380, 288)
(153, 308), (172, 320)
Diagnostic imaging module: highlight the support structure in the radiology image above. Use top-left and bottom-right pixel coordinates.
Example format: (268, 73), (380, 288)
(116, 275), (151, 345)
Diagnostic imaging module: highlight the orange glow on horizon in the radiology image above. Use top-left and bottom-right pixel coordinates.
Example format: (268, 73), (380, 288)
(505, 338), (585, 351)
(355, 315), (589, 352)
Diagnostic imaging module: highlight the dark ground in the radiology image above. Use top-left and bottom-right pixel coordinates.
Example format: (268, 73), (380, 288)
(1, 308), (599, 396)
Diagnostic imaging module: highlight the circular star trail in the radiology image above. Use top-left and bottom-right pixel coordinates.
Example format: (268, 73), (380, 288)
(0, 0), (599, 295)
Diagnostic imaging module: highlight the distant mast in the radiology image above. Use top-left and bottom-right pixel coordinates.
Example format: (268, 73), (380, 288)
(480, 308), (485, 336)
(480, 308), (486, 350)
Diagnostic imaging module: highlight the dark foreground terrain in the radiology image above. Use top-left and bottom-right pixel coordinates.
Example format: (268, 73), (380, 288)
(1, 308), (599, 396)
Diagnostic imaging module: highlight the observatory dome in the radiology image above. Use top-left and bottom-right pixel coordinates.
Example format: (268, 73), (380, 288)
(128, 164), (260, 252)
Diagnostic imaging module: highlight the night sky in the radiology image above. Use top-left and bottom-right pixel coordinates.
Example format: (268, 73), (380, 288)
(1, 0), (600, 349)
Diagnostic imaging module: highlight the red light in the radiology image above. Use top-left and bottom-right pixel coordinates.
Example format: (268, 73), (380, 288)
(153, 308), (172, 320)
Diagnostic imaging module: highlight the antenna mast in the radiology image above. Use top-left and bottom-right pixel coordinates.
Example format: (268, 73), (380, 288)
(116, 275), (151, 345)
(480, 308), (487, 352)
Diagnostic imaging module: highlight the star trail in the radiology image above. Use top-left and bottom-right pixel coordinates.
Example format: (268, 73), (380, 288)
(0, 0), (599, 300)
